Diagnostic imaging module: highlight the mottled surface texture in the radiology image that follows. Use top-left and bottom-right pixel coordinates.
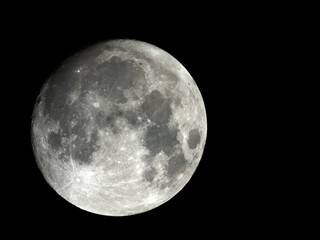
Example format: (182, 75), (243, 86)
(31, 39), (207, 216)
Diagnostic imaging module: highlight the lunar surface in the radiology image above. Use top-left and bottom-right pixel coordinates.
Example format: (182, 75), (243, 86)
(31, 39), (207, 216)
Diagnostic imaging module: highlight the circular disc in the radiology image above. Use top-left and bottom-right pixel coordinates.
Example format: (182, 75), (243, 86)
(31, 39), (207, 216)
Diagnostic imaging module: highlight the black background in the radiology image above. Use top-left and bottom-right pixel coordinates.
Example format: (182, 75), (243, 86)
(4, 3), (278, 237)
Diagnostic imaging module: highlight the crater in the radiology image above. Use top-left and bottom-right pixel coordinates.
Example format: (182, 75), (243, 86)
(109, 56), (122, 63)
(142, 90), (172, 124)
(188, 129), (201, 149)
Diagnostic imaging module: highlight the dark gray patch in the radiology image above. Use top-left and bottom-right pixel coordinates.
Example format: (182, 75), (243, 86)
(47, 132), (61, 150)
(95, 107), (123, 130)
(42, 66), (80, 119)
(161, 69), (180, 83)
(73, 138), (92, 164)
(91, 58), (146, 103)
(142, 90), (172, 124)
(128, 50), (152, 64)
(56, 103), (80, 138)
(72, 130), (99, 165)
(159, 182), (170, 189)
(174, 97), (182, 107)
(71, 120), (86, 138)
(43, 97), (84, 148)
(188, 129), (201, 149)
(95, 112), (109, 129)
(111, 126), (121, 134)
(109, 56), (121, 63)
(90, 130), (100, 151)
(42, 83), (66, 118)
(104, 44), (126, 52)
(58, 152), (69, 162)
(58, 144), (71, 162)
(95, 113), (120, 133)
(144, 124), (178, 157)
(70, 108), (82, 123)
(167, 152), (188, 178)
(143, 167), (157, 182)
(44, 97), (99, 165)
(128, 49), (178, 85)
(124, 110), (141, 126)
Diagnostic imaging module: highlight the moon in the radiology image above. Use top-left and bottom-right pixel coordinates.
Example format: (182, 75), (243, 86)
(31, 39), (207, 216)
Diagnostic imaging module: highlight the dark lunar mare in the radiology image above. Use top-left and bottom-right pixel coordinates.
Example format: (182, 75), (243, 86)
(31, 40), (207, 216)
(41, 50), (149, 165)
(39, 43), (191, 181)
(167, 152), (188, 179)
(82, 56), (146, 104)
(44, 99), (100, 165)
(47, 131), (62, 150)
(144, 124), (179, 156)
(143, 167), (158, 182)
(141, 90), (188, 184)
(142, 90), (172, 124)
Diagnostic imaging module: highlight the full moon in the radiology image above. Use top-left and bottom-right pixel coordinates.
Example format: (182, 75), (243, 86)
(31, 39), (207, 216)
